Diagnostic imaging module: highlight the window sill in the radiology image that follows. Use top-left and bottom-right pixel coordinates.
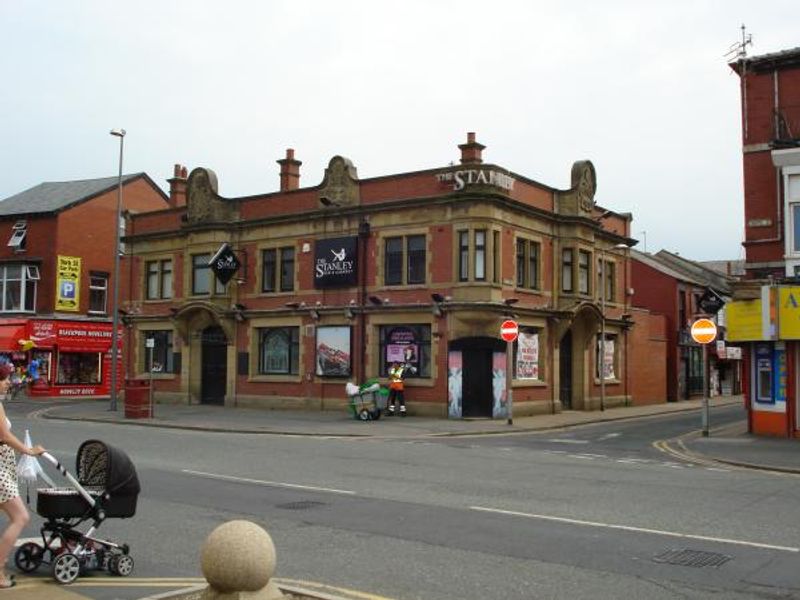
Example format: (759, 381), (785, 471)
(248, 374), (302, 383)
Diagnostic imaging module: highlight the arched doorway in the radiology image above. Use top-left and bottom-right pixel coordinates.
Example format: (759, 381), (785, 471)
(450, 337), (505, 418)
(201, 325), (227, 405)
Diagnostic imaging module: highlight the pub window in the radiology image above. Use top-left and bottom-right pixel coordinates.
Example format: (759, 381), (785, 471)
(142, 330), (174, 373)
(596, 333), (617, 380)
(458, 230), (469, 282)
(493, 231), (500, 283)
(516, 238), (541, 289)
(384, 235), (426, 286)
(192, 253), (226, 296)
(378, 324), (431, 378)
(0, 263), (37, 312)
(578, 250), (590, 294)
(561, 249), (574, 292)
(262, 247), (295, 293)
(258, 327), (300, 375)
(474, 230), (486, 281)
(605, 261), (615, 301)
(146, 259), (172, 300)
(88, 274), (108, 314)
(516, 239), (525, 286)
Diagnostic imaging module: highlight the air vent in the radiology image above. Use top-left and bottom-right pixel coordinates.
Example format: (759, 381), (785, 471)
(653, 548), (731, 568)
(276, 500), (326, 511)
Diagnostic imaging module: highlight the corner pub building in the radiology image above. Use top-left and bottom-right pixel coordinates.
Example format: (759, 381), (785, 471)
(123, 134), (666, 418)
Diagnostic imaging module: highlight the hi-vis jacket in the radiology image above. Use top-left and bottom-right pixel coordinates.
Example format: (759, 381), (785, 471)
(389, 365), (406, 391)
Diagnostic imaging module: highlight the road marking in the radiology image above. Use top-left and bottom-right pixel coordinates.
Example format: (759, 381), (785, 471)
(277, 577), (397, 600)
(470, 506), (800, 553)
(182, 469), (356, 495)
(547, 438), (589, 444)
(597, 433), (621, 440)
(575, 453), (607, 459)
(568, 454), (596, 460)
(615, 458), (650, 464)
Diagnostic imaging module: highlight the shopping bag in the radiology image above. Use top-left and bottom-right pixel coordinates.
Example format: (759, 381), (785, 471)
(16, 430), (53, 486)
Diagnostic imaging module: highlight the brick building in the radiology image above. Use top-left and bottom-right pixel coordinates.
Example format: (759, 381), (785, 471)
(727, 46), (800, 436)
(124, 134), (666, 418)
(0, 174), (169, 397)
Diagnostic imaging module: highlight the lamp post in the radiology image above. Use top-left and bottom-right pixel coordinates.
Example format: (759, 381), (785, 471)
(599, 242), (631, 412)
(109, 128), (126, 411)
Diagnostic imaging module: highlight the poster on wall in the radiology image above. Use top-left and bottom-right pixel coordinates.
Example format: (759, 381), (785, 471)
(316, 326), (351, 377)
(492, 352), (507, 418)
(55, 255), (81, 312)
(516, 331), (539, 379)
(602, 339), (615, 380)
(385, 327), (419, 369)
(447, 351), (462, 418)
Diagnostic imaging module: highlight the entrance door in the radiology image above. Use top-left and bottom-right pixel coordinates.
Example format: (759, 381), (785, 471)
(462, 349), (493, 417)
(559, 331), (572, 409)
(201, 326), (227, 405)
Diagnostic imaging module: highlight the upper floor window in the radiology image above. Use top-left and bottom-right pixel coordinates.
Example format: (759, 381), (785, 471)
(385, 235), (426, 286)
(146, 259), (172, 300)
(561, 249), (574, 292)
(578, 250), (591, 294)
(262, 247), (295, 293)
(596, 258), (615, 302)
(457, 228), (495, 283)
(88, 273), (108, 314)
(0, 263), (37, 312)
(516, 238), (540, 289)
(6, 221), (26, 251)
(474, 230), (486, 281)
(192, 253), (226, 296)
(493, 231), (500, 284)
(458, 231), (469, 282)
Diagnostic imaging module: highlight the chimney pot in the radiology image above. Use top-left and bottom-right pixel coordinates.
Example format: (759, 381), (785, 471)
(167, 163), (188, 207)
(277, 148), (302, 192)
(458, 131), (485, 165)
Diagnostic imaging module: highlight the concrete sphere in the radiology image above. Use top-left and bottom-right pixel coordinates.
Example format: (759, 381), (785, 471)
(200, 520), (276, 592)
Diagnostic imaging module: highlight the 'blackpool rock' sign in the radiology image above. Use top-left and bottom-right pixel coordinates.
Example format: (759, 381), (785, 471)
(436, 169), (514, 192)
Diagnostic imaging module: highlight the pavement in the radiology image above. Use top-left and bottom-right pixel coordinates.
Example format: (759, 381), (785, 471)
(30, 393), (800, 474)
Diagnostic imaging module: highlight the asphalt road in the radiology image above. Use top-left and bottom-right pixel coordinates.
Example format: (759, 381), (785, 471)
(6, 401), (800, 600)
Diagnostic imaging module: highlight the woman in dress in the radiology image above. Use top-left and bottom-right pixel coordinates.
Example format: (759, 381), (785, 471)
(0, 373), (45, 589)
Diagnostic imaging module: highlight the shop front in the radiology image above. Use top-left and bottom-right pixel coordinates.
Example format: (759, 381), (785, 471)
(0, 318), (121, 399)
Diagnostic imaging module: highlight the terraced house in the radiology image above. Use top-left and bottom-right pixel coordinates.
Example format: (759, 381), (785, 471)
(123, 134), (666, 418)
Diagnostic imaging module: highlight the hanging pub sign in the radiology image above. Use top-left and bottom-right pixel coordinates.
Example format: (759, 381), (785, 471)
(208, 243), (241, 285)
(314, 236), (358, 288)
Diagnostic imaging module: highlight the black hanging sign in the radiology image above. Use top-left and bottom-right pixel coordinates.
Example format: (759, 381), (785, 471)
(208, 243), (241, 285)
(314, 236), (358, 288)
(698, 288), (725, 315)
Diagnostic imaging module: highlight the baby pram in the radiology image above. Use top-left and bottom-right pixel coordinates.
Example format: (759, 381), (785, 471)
(346, 379), (388, 421)
(14, 439), (140, 584)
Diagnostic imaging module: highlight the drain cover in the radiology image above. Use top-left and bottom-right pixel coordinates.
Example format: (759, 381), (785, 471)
(653, 548), (732, 568)
(276, 500), (326, 510)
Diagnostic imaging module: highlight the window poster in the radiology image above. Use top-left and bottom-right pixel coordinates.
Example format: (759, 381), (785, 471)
(316, 326), (351, 377)
(516, 331), (539, 380)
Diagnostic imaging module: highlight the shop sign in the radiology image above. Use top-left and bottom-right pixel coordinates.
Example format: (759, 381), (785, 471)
(778, 287), (800, 339)
(726, 298), (767, 341)
(29, 320), (114, 352)
(55, 255), (81, 312)
(208, 243), (241, 285)
(726, 346), (742, 359)
(314, 237), (357, 288)
(436, 169), (514, 192)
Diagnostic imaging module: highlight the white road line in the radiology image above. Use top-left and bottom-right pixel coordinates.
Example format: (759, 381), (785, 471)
(616, 458), (650, 464)
(470, 506), (800, 553)
(704, 467), (731, 472)
(575, 453), (607, 459)
(597, 433), (621, 440)
(568, 454), (596, 460)
(547, 439), (589, 444)
(182, 469), (356, 495)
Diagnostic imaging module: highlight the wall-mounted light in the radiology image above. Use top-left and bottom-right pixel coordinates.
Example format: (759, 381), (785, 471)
(431, 293), (445, 303)
(344, 307), (355, 320)
(285, 301), (300, 309)
(432, 304), (443, 318)
(368, 295), (384, 306)
(309, 309), (321, 320)
(504, 298), (519, 306)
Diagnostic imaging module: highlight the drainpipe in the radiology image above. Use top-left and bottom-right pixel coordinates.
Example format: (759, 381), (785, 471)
(358, 220), (371, 382)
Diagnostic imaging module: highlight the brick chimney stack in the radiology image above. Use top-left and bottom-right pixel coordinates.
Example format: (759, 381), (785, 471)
(458, 132), (485, 164)
(167, 164), (188, 207)
(277, 148), (302, 192)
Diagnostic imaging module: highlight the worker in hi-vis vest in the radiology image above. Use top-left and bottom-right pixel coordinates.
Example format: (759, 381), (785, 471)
(387, 361), (413, 416)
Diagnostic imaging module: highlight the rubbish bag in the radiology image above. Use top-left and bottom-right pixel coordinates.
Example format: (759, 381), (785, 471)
(345, 382), (360, 397)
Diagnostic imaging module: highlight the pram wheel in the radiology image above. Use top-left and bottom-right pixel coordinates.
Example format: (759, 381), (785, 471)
(53, 552), (81, 584)
(14, 542), (44, 573)
(109, 553), (134, 576)
(358, 408), (372, 421)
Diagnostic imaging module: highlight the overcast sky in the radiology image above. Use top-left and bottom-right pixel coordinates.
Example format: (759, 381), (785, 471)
(1, 1), (797, 261)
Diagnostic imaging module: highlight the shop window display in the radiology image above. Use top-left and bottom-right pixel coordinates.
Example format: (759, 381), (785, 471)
(56, 352), (101, 385)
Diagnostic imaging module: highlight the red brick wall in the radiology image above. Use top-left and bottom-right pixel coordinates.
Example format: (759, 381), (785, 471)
(628, 310), (667, 404)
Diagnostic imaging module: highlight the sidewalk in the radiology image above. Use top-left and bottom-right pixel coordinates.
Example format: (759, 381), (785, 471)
(33, 394), (799, 473)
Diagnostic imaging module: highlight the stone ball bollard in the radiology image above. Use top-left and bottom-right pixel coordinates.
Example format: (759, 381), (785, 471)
(200, 520), (283, 599)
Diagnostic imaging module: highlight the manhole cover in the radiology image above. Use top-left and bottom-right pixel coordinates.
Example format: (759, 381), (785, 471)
(276, 500), (326, 510)
(653, 548), (732, 568)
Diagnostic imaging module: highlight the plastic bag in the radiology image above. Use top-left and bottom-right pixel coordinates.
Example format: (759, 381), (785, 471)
(16, 430), (51, 485)
(345, 382), (360, 397)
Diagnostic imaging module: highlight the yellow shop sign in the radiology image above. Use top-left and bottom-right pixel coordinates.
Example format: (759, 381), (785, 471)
(779, 287), (800, 339)
(726, 298), (765, 341)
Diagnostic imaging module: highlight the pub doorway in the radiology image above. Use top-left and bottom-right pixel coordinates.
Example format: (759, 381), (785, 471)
(451, 337), (504, 418)
(201, 325), (227, 405)
(559, 330), (573, 409)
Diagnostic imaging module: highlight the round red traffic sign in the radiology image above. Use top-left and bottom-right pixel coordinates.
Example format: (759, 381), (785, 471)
(500, 320), (519, 343)
(690, 318), (717, 344)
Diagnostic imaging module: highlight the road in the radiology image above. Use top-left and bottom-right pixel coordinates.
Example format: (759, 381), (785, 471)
(6, 401), (800, 600)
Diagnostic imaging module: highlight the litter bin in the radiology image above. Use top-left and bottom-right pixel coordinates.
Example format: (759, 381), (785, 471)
(124, 379), (151, 419)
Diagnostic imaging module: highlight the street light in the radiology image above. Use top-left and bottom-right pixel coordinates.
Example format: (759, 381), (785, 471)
(599, 242), (632, 412)
(109, 128), (126, 411)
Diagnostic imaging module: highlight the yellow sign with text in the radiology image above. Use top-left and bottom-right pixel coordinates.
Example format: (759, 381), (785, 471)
(726, 298), (765, 341)
(55, 255), (81, 312)
(779, 287), (800, 339)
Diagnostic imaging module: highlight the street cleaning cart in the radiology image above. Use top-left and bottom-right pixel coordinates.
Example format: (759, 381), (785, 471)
(346, 379), (388, 421)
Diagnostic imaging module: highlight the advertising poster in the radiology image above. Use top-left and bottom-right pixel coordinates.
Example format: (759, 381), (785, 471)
(55, 255), (81, 312)
(385, 327), (419, 369)
(492, 352), (507, 418)
(601, 339), (615, 380)
(316, 326), (351, 377)
(516, 331), (539, 380)
(447, 351), (462, 418)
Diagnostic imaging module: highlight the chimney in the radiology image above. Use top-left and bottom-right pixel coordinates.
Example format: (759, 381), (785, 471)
(167, 164), (188, 207)
(458, 132), (485, 164)
(277, 148), (302, 191)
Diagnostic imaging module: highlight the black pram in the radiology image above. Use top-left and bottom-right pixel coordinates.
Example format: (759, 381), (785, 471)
(14, 439), (140, 584)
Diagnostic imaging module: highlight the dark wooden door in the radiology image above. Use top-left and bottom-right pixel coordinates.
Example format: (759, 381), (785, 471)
(559, 331), (572, 409)
(462, 349), (493, 418)
(201, 326), (227, 405)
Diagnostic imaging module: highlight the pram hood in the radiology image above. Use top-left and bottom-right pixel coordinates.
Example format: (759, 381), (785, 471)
(76, 440), (140, 498)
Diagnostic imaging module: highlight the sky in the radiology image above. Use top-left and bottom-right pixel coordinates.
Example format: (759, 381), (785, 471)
(1, 1), (798, 261)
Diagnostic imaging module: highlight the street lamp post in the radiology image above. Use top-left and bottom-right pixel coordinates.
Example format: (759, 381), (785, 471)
(599, 242), (632, 412)
(109, 128), (126, 411)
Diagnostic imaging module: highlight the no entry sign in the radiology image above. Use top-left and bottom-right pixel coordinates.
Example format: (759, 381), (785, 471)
(690, 318), (717, 344)
(501, 320), (519, 343)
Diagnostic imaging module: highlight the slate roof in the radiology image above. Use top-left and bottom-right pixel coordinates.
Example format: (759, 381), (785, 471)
(631, 249), (705, 287)
(0, 173), (147, 216)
